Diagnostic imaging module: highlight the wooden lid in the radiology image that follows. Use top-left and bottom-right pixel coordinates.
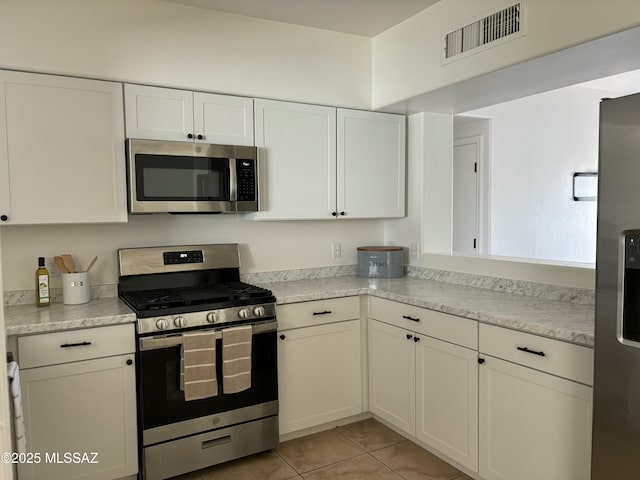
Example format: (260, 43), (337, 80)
(357, 246), (403, 252)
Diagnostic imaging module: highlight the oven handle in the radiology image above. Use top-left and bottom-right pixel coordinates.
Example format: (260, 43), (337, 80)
(138, 320), (277, 351)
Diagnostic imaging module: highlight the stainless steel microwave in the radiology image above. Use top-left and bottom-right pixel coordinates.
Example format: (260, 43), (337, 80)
(126, 139), (258, 214)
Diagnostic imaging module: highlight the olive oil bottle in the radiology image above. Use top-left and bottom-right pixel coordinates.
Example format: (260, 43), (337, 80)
(35, 257), (50, 307)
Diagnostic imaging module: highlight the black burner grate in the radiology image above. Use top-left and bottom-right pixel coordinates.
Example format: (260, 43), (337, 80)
(121, 281), (272, 313)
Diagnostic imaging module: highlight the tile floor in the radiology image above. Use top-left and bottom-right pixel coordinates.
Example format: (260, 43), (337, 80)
(173, 418), (473, 480)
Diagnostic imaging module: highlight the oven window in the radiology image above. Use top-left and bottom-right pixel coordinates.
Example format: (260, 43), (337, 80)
(138, 330), (277, 431)
(135, 154), (230, 201)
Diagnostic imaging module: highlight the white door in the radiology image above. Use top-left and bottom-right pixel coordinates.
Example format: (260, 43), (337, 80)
(337, 109), (405, 219)
(124, 83), (194, 142)
(253, 99), (336, 219)
(3, 71), (127, 224)
(415, 335), (478, 472)
(453, 137), (479, 253)
(19, 355), (138, 480)
(278, 320), (362, 435)
(368, 319), (415, 435)
(193, 92), (254, 146)
(479, 356), (592, 480)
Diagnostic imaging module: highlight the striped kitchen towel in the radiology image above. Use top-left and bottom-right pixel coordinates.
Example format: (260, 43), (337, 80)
(180, 331), (218, 401)
(222, 325), (252, 394)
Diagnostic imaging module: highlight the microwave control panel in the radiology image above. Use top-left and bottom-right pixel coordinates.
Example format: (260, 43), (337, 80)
(237, 159), (256, 202)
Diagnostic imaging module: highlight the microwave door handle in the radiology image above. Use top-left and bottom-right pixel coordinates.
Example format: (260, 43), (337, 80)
(229, 158), (237, 202)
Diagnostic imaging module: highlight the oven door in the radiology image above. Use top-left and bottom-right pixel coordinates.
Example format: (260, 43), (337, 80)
(137, 320), (278, 447)
(127, 139), (236, 213)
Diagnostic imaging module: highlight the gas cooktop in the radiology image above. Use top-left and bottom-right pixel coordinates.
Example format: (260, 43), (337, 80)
(120, 281), (274, 318)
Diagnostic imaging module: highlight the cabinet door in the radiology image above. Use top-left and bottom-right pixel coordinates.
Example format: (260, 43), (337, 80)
(337, 109), (405, 219)
(415, 335), (478, 471)
(194, 92), (254, 146)
(2, 71), (127, 224)
(253, 99), (337, 219)
(368, 319), (415, 435)
(479, 356), (592, 480)
(278, 320), (362, 435)
(124, 83), (194, 142)
(19, 354), (138, 480)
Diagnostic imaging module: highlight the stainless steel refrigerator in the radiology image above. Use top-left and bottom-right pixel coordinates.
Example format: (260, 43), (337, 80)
(592, 92), (640, 477)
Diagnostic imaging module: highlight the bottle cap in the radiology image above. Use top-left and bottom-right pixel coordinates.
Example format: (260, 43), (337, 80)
(38, 257), (45, 266)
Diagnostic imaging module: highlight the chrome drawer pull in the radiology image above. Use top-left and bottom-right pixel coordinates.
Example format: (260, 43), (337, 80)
(517, 346), (546, 357)
(313, 310), (332, 316)
(60, 341), (92, 348)
(402, 315), (420, 322)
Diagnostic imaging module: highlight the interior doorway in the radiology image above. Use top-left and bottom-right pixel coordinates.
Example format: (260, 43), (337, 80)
(453, 136), (480, 254)
(453, 116), (491, 255)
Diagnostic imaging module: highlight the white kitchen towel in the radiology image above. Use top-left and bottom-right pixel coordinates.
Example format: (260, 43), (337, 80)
(6, 361), (26, 454)
(180, 331), (218, 401)
(222, 325), (252, 394)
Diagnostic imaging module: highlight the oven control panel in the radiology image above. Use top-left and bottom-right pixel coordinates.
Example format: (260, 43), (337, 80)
(137, 303), (277, 335)
(163, 250), (204, 265)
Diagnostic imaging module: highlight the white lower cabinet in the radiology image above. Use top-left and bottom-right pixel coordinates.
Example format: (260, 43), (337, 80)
(415, 334), (478, 470)
(368, 318), (478, 471)
(368, 318), (415, 435)
(478, 324), (593, 480)
(17, 324), (137, 480)
(277, 298), (363, 435)
(478, 357), (592, 480)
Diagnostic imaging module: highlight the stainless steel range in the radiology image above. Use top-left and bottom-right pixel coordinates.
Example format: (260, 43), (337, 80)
(118, 244), (278, 480)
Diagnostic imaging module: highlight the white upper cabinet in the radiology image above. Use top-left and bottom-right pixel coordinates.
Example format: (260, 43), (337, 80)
(253, 100), (406, 220)
(0, 71), (127, 225)
(124, 84), (193, 142)
(254, 99), (336, 219)
(124, 84), (254, 146)
(337, 109), (406, 219)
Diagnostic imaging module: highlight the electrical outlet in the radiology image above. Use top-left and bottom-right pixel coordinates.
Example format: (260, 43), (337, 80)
(45, 256), (61, 278)
(332, 242), (342, 259)
(410, 242), (419, 259)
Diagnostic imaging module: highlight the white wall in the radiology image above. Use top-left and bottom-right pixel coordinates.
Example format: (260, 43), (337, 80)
(0, 0), (371, 109)
(372, 0), (640, 109)
(1, 216), (383, 291)
(464, 85), (617, 264)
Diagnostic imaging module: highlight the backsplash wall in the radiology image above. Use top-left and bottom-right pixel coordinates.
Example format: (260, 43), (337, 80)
(0, 214), (384, 292)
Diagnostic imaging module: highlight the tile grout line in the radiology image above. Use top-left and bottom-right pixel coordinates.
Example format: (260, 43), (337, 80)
(332, 428), (412, 480)
(273, 447), (304, 476)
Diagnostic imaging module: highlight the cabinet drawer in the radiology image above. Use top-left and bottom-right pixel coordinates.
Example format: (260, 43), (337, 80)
(19, 324), (135, 369)
(479, 323), (593, 385)
(277, 296), (360, 331)
(369, 297), (477, 349)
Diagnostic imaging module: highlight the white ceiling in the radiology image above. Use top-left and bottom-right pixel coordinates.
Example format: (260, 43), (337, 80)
(160, 0), (441, 37)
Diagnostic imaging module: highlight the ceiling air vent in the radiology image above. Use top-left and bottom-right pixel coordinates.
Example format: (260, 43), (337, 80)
(443, 2), (525, 64)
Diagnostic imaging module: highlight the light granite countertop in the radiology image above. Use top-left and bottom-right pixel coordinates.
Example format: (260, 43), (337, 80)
(3, 275), (595, 347)
(257, 275), (595, 347)
(4, 297), (135, 336)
